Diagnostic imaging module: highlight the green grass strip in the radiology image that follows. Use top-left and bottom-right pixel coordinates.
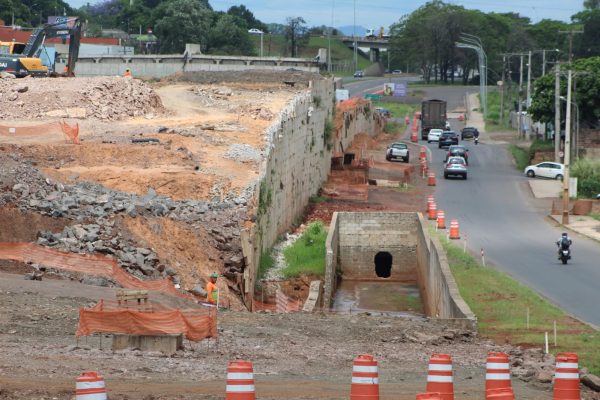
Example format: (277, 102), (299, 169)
(508, 144), (530, 171)
(282, 221), (327, 278)
(439, 235), (600, 375)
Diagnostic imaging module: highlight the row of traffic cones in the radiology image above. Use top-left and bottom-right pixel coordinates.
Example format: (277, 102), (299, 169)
(74, 352), (582, 399)
(427, 195), (460, 239)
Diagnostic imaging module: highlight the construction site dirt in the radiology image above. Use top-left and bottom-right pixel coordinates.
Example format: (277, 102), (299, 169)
(0, 73), (596, 399)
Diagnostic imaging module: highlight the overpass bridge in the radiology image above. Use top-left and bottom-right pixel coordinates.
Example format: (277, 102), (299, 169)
(340, 36), (390, 62)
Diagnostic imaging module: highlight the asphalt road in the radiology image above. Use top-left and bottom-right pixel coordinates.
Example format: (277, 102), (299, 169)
(423, 89), (600, 328)
(346, 79), (600, 327)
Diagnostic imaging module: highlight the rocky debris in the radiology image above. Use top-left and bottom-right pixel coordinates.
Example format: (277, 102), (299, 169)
(223, 144), (262, 163)
(0, 77), (164, 120)
(0, 71), (16, 79)
(582, 373), (600, 392)
(238, 105), (274, 120)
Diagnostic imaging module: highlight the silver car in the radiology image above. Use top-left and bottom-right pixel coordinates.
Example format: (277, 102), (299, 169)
(444, 156), (467, 180)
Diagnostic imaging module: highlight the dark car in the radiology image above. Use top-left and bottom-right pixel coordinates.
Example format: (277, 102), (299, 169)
(444, 145), (469, 165)
(375, 107), (391, 118)
(461, 127), (478, 140)
(438, 131), (459, 148)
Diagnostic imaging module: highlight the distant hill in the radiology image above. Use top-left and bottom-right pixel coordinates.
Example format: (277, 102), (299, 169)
(337, 25), (367, 37)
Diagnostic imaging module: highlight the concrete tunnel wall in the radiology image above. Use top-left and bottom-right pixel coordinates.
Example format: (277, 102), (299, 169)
(324, 211), (477, 329)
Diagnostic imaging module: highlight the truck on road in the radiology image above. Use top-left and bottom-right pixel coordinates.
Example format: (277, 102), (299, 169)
(420, 99), (447, 140)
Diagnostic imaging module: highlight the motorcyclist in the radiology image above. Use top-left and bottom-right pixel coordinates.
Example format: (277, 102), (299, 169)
(473, 128), (480, 144)
(556, 232), (572, 260)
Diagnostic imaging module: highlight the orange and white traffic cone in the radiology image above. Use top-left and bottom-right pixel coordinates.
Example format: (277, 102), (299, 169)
(350, 354), (379, 400)
(420, 147), (427, 160)
(553, 353), (580, 400)
(486, 388), (515, 399)
(437, 210), (446, 229)
(426, 195), (435, 213)
(449, 220), (460, 240)
(425, 354), (454, 400)
(76, 371), (107, 400)
(416, 393), (442, 400)
(428, 202), (437, 220)
(226, 360), (256, 400)
(485, 352), (513, 397)
(428, 172), (436, 186)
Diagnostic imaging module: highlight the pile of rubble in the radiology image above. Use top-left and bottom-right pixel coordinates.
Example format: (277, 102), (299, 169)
(0, 77), (164, 120)
(0, 150), (251, 287)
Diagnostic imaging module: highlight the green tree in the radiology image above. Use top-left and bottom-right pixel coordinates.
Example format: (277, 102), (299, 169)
(284, 17), (308, 57)
(584, 0), (600, 9)
(208, 14), (254, 55)
(153, 0), (212, 54)
(529, 56), (600, 126)
(227, 5), (267, 33)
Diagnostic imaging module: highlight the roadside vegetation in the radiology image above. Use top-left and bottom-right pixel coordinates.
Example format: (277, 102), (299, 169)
(282, 221), (327, 278)
(508, 144), (530, 171)
(571, 158), (600, 198)
(440, 235), (600, 375)
(483, 90), (515, 132)
(257, 250), (275, 281)
(372, 101), (418, 120)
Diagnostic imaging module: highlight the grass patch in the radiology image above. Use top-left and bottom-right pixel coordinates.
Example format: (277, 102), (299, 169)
(309, 195), (330, 204)
(282, 221), (327, 278)
(258, 250), (275, 281)
(372, 100), (418, 119)
(589, 212), (600, 222)
(508, 144), (530, 171)
(482, 90), (515, 132)
(384, 121), (403, 134)
(439, 235), (600, 375)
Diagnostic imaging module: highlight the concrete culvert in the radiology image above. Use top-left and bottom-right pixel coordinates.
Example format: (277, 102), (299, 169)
(374, 251), (392, 278)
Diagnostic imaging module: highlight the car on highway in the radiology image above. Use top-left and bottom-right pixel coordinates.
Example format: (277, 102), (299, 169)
(524, 162), (564, 180)
(248, 28), (263, 34)
(461, 126), (478, 140)
(427, 128), (443, 143)
(375, 107), (391, 118)
(386, 142), (409, 163)
(438, 131), (459, 148)
(353, 70), (364, 78)
(444, 145), (469, 165)
(444, 156), (467, 180)
(392, 69), (402, 74)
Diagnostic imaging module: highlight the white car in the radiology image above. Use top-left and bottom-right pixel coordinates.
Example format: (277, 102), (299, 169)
(524, 162), (564, 180)
(386, 142), (409, 163)
(427, 128), (443, 143)
(248, 28), (263, 34)
(445, 121), (451, 130)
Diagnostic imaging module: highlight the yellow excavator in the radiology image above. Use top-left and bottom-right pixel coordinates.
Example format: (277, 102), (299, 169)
(0, 17), (81, 77)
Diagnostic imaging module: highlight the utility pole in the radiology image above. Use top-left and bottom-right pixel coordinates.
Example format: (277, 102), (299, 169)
(353, 0), (357, 72)
(542, 50), (546, 76)
(500, 55), (506, 126)
(518, 55), (524, 137)
(526, 51), (532, 139)
(555, 62), (561, 162)
(559, 30), (583, 63)
(327, 0), (334, 73)
(562, 69), (572, 225)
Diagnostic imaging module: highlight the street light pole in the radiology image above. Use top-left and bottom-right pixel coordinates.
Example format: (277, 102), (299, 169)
(555, 63), (561, 162)
(562, 69), (572, 225)
(518, 55), (524, 137)
(353, 0), (357, 72)
(260, 32), (263, 58)
(500, 55), (506, 125)
(328, 0), (334, 73)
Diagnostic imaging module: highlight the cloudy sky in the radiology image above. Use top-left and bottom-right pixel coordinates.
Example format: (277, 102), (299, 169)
(66, 0), (584, 27)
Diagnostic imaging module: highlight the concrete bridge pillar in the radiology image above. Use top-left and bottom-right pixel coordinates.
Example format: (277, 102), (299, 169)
(370, 48), (380, 63)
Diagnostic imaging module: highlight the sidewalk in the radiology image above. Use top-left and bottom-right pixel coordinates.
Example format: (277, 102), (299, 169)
(549, 214), (600, 244)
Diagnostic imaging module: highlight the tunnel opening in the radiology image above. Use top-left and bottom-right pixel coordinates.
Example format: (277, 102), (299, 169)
(374, 251), (392, 278)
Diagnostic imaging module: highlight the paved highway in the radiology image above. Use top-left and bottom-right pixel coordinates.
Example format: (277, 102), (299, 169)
(346, 79), (600, 327)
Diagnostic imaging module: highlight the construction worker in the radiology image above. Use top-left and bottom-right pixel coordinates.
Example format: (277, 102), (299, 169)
(206, 272), (219, 304)
(123, 68), (132, 78)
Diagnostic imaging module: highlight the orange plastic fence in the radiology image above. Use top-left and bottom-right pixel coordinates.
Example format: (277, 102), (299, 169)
(0, 120), (80, 144)
(252, 289), (303, 313)
(0, 242), (193, 300)
(76, 299), (217, 341)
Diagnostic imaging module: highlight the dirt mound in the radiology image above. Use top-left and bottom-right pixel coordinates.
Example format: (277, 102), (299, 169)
(0, 77), (164, 121)
(0, 208), (69, 242)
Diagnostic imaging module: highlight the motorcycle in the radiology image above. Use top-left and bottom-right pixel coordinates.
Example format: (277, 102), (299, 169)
(559, 248), (571, 264)
(474, 136), (479, 145)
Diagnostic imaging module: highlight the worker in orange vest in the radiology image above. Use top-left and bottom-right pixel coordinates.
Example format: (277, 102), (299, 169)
(206, 272), (219, 304)
(123, 68), (132, 78)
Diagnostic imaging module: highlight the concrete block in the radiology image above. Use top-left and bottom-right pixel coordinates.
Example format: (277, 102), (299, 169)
(112, 334), (183, 355)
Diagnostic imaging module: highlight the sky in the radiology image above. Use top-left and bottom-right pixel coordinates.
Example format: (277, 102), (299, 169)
(66, 0), (584, 27)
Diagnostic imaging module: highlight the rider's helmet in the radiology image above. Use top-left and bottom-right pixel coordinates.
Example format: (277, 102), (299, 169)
(562, 232), (568, 237)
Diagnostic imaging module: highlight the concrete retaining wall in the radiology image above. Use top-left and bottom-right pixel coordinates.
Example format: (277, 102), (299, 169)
(336, 212), (418, 281)
(68, 54), (319, 77)
(324, 211), (476, 328)
(415, 213), (476, 329)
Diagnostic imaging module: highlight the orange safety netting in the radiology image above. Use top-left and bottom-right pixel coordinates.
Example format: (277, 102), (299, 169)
(0, 120), (80, 144)
(252, 289), (303, 313)
(76, 299), (217, 341)
(0, 242), (193, 300)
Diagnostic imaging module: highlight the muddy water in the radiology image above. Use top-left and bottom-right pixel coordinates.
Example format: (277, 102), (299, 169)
(332, 280), (425, 316)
